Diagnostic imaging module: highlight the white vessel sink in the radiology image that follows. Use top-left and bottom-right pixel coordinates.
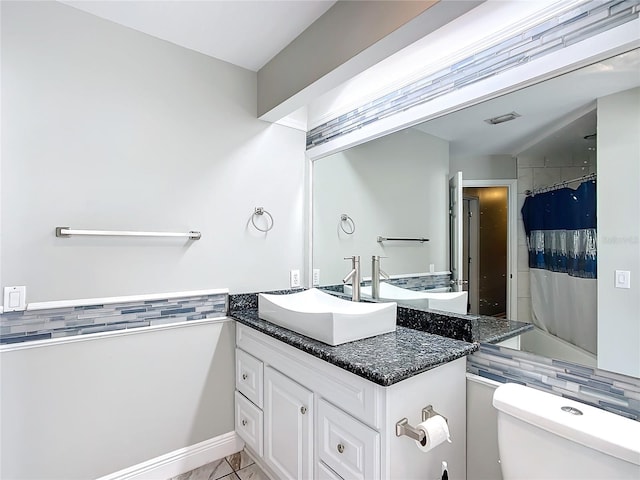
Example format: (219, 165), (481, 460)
(258, 288), (397, 346)
(345, 283), (468, 315)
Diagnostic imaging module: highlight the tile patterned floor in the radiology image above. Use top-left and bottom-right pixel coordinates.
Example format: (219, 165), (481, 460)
(169, 450), (269, 480)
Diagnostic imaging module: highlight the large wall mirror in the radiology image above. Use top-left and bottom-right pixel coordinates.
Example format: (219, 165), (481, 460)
(312, 48), (640, 379)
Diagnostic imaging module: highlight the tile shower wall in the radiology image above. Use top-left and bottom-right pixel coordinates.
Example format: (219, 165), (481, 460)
(307, 0), (639, 149)
(468, 343), (640, 420)
(0, 293), (228, 344)
(516, 131), (597, 321)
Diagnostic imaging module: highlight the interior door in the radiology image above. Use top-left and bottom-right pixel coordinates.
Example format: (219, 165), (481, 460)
(449, 172), (464, 292)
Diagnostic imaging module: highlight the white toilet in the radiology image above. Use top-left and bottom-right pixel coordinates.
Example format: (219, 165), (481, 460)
(493, 383), (640, 480)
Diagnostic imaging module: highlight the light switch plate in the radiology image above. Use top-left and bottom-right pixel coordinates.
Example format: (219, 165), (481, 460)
(615, 270), (631, 289)
(312, 269), (320, 287)
(4, 286), (27, 312)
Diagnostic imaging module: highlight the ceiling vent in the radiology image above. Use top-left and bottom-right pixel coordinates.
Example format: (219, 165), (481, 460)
(484, 111), (521, 125)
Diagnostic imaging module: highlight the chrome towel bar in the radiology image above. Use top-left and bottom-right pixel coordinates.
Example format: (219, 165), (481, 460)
(377, 236), (429, 243)
(55, 227), (201, 240)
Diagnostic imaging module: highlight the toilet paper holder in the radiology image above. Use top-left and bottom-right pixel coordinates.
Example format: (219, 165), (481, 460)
(395, 405), (448, 442)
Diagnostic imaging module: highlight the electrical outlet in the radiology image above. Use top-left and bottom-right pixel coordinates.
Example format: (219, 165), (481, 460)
(312, 269), (320, 287)
(4, 286), (26, 312)
(290, 269), (301, 289)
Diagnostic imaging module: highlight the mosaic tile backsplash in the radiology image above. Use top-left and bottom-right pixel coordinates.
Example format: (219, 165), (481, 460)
(322, 273), (451, 294)
(307, 0), (639, 148)
(468, 343), (640, 421)
(0, 293), (228, 345)
(364, 273), (451, 291)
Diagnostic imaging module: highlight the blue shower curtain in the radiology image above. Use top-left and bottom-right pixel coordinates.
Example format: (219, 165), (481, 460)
(522, 180), (597, 278)
(521, 179), (597, 354)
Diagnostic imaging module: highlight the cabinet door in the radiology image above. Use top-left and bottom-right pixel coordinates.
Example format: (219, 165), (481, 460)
(264, 366), (313, 480)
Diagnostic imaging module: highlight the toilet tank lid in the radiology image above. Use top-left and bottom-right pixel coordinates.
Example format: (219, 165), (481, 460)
(493, 383), (640, 466)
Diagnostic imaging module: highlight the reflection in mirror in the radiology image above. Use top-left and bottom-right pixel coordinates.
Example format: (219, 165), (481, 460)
(312, 49), (640, 379)
(313, 128), (449, 284)
(463, 186), (508, 317)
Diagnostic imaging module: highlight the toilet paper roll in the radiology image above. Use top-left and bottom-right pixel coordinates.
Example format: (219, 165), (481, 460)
(415, 415), (451, 452)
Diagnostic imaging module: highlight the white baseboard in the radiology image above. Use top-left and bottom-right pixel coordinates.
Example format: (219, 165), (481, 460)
(97, 432), (244, 480)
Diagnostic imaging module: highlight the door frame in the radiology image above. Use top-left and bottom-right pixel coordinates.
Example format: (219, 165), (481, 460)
(462, 179), (518, 320)
(463, 196), (480, 314)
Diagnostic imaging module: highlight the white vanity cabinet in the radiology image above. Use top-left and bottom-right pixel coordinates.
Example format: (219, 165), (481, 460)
(234, 323), (467, 480)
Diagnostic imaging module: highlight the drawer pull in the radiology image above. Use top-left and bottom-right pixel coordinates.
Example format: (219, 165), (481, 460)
(337, 443), (345, 454)
(242, 373), (248, 380)
(241, 419), (247, 426)
(300, 406), (307, 415)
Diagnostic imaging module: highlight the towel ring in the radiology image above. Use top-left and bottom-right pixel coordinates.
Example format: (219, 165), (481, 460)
(251, 207), (274, 232)
(340, 214), (355, 235)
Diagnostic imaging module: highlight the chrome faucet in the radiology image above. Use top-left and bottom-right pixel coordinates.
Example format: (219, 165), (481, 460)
(371, 255), (389, 299)
(343, 255), (361, 301)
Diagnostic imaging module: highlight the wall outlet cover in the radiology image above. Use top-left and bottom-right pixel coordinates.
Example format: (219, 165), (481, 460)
(290, 269), (301, 288)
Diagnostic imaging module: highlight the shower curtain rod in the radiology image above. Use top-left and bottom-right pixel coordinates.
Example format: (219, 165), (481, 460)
(525, 172), (596, 197)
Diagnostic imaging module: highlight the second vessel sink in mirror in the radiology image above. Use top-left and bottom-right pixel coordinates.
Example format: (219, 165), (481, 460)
(344, 283), (468, 315)
(258, 288), (397, 346)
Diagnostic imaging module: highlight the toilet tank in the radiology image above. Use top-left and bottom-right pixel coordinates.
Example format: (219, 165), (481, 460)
(492, 383), (640, 480)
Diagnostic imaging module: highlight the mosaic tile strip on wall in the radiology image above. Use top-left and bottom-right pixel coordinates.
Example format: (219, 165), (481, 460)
(0, 293), (228, 345)
(385, 273), (450, 291)
(307, 0), (639, 148)
(468, 343), (640, 421)
(318, 274), (450, 296)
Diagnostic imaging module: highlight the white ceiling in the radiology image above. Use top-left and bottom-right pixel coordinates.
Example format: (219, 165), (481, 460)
(413, 49), (640, 159)
(62, 0), (336, 71)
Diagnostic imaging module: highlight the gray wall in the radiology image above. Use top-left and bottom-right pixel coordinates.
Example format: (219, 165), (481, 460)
(1, 1), (306, 303)
(313, 128), (449, 284)
(466, 375), (502, 480)
(597, 87), (640, 378)
(450, 155), (516, 181)
(0, 320), (235, 479)
(0, 2), (304, 477)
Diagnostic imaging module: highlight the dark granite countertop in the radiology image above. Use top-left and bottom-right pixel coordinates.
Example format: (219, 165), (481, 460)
(396, 304), (533, 344)
(231, 309), (478, 387)
(471, 315), (534, 343)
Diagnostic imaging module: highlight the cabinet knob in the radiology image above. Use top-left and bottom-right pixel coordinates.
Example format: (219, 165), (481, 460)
(337, 443), (345, 454)
(241, 419), (247, 426)
(242, 373), (248, 380)
(300, 406), (307, 415)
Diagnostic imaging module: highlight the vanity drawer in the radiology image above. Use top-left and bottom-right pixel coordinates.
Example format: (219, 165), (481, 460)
(235, 391), (263, 457)
(236, 348), (263, 408)
(317, 399), (379, 480)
